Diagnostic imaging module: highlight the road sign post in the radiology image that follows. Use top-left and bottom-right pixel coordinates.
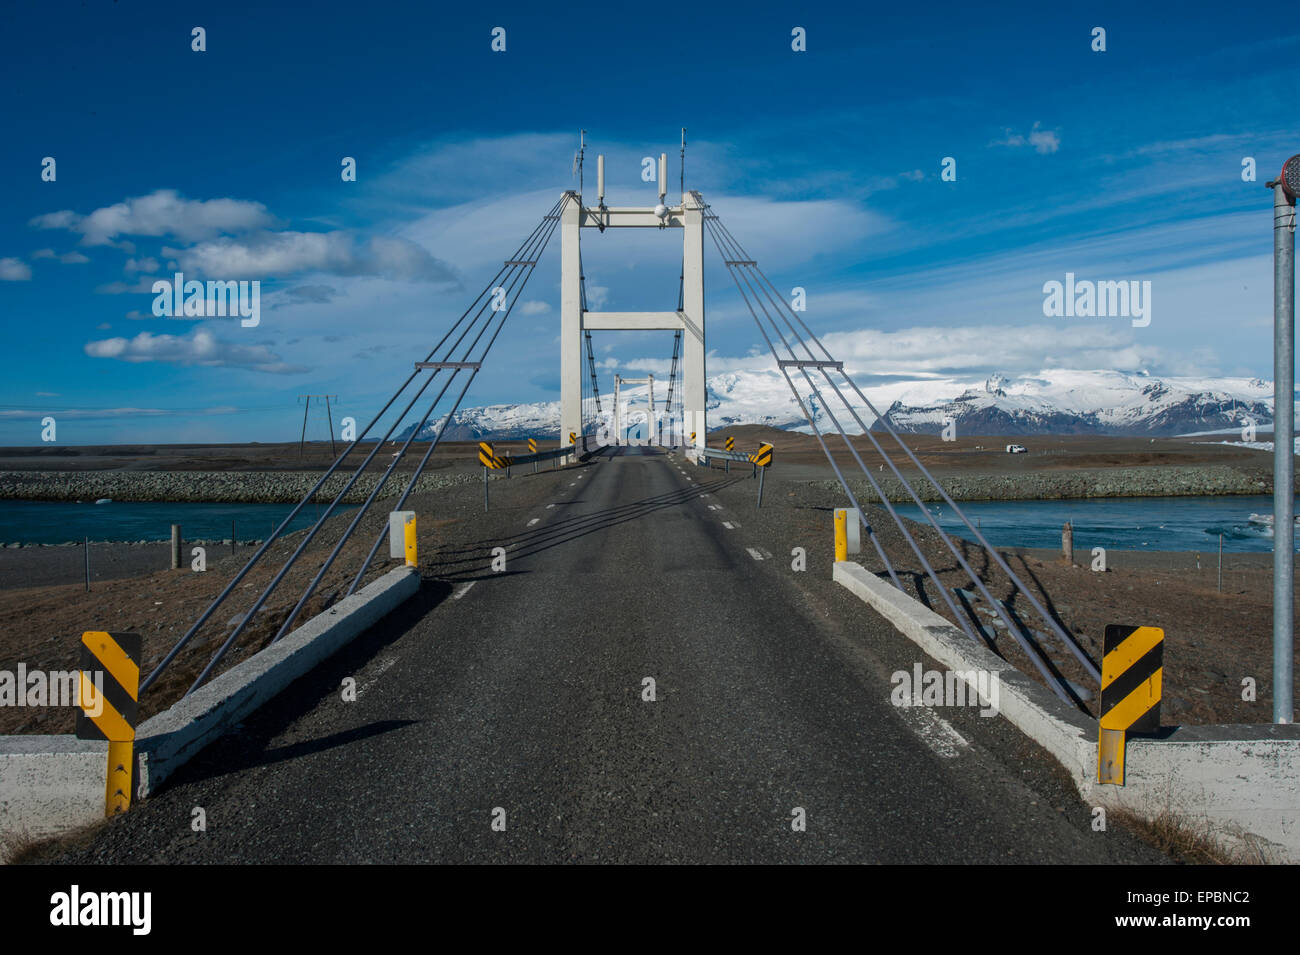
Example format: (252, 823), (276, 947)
(76, 631), (142, 816)
(1098, 624), (1164, 784)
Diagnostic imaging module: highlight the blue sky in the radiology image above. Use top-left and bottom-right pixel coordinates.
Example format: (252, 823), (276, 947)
(1, 0), (1297, 444)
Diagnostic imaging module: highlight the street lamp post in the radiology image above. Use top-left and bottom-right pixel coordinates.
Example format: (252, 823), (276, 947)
(1268, 154), (1299, 724)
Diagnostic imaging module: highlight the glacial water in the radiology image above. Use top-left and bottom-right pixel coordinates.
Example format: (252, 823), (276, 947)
(891, 495), (1299, 553)
(0, 499), (355, 546)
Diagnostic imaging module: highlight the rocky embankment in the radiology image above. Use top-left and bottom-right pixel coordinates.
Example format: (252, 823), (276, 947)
(0, 469), (477, 503)
(820, 464), (1273, 502)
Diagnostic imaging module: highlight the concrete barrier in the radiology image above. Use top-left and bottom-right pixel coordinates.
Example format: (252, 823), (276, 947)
(0, 566), (419, 854)
(833, 559), (1300, 861)
(0, 736), (107, 846)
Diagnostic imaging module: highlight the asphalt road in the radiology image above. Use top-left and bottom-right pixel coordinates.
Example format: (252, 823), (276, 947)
(41, 447), (1167, 864)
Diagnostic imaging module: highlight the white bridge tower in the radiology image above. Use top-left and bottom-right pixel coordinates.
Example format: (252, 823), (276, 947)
(560, 148), (706, 450)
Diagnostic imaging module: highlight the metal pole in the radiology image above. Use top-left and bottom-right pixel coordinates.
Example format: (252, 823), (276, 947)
(757, 465), (765, 509)
(483, 465), (489, 512)
(299, 395), (310, 460)
(84, 536), (89, 591)
(1272, 180), (1296, 724)
(170, 524), (181, 570)
(325, 396), (336, 456)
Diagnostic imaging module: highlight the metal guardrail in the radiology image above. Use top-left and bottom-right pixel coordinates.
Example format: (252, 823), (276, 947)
(688, 442), (774, 508)
(693, 446), (753, 464)
(479, 436), (603, 510)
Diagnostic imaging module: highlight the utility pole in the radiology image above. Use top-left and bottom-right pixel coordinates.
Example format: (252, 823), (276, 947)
(297, 395), (339, 460)
(1268, 154), (1299, 724)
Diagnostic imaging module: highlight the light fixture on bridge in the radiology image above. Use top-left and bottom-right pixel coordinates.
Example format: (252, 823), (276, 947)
(655, 153), (670, 226)
(1281, 154), (1300, 203)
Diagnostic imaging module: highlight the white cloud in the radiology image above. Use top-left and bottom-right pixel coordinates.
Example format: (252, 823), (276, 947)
(95, 277), (156, 294)
(0, 405), (241, 420)
(125, 257), (159, 273)
(520, 300), (551, 315)
(83, 327), (306, 374)
(167, 231), (459, 282)
(31, 248), (89, 264)
(0, 258), (31, 281)
(990, 121), (1061, 155)
(30, 189), (274, 246)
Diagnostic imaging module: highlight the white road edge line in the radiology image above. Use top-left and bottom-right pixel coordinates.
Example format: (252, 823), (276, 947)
(527, 518), (540, 526)
(900, 706), (969, 759)
(722, 521), (735, 529)
(746, 547), (764, 560)
(452, 581), (477, 600)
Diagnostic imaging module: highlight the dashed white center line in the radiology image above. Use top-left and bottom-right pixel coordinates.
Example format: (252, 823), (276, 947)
(708, 505), (720, 510)
(547, 503), (557, 508)
(746, 547), (764, 560)
(452, 581), (477, 600)
(527, 518), (540, 526)
(722, 521), (735, 529)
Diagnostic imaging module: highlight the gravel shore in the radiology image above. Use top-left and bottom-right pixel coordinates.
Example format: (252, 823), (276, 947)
(820, 464), (1272, 502)
(0, 469), (476, 503)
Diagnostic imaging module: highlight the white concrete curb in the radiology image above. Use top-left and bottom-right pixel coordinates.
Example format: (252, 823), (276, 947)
(0, 566), (419, 851)
(833, 560), (1300, 862)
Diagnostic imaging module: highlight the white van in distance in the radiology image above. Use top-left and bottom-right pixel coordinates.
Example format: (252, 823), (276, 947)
(1005, 444), (1027, 453)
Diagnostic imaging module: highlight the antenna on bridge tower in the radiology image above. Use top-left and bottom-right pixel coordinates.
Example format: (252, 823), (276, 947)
(680, 128), (686, 196)
(575, 129), (587, 196)
(597, 154), (605, 207)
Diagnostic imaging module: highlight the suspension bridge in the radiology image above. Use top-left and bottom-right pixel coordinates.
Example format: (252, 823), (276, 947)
(21, 150), (1169, 865)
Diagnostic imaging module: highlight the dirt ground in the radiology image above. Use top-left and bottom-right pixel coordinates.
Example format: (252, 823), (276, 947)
(712, 423), (1275, 485)
(0, 428), (1274, 479)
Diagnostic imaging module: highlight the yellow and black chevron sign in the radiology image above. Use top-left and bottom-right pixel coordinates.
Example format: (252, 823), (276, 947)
(569, 431), (577, 445)
(725, 436), (734, 451)
(75, 631), (141, 742)
(527, 438), (537, 453)
(749, 442), (774, 467)
(690, 431), (696, 442)
(1100, 624), (1163, 732)
(1097, 623), (1163, 784)
(478, 441), (510, 469)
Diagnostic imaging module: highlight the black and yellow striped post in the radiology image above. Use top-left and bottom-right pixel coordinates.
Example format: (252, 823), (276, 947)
(1098, 624), (1163, 784)
(75, 631), (141, 816)
(725, 436), (734, 451)
(479, 441), (494, 511)
(751, 443), (774, 508)
(528, 437), (537, 472)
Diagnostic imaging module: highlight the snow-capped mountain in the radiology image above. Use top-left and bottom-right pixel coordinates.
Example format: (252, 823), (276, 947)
(398, 368), (1286, 440)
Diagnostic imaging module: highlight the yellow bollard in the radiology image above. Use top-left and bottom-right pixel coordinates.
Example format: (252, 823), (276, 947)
(403, 513), (417, 568)
(834, 509), (847, 562)
(106, 740), (133, 814)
